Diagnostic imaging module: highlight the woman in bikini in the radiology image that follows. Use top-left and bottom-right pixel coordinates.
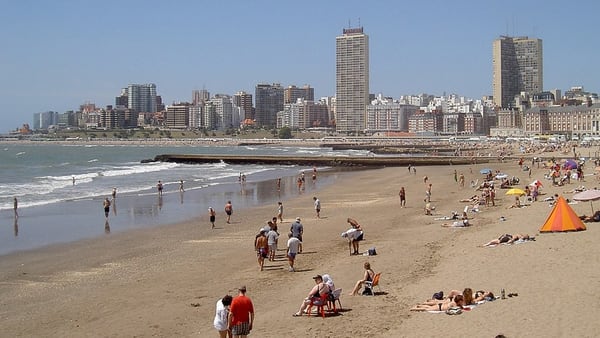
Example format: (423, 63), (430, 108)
(349, 262), (375, 296)
(410, 295), (465, 312)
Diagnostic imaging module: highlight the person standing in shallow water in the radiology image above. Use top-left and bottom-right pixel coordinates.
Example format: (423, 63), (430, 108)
(103, 197), (111, 219)
(157, 180), (163, 196)
(13, 197), (18, 218)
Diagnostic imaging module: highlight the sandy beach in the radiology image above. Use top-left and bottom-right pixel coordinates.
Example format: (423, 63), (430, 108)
(1, 153), (599, 337)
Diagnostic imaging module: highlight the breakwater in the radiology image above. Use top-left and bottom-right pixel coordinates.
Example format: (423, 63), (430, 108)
(150, 154), (492, 167)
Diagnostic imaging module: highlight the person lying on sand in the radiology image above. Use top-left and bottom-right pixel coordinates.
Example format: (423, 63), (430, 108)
(480, 233), (534, 247)
(580, 210), (600, 222)
(410, 295), (465, 312)
(441, 212), (470, 227)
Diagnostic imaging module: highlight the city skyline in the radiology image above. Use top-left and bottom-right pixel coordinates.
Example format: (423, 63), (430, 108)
(1, 0), (599, 133)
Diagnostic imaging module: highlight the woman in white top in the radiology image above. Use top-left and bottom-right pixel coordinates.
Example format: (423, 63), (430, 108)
(213, 295), (233, 338)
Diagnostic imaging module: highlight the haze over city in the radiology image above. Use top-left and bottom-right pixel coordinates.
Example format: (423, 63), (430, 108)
(1, 0), (599, 133)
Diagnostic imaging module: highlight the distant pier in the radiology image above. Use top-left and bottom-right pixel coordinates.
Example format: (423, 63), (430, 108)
(150, 154), (492, 167)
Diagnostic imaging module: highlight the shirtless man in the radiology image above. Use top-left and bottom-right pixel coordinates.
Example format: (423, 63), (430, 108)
(225, 201), (233, 224)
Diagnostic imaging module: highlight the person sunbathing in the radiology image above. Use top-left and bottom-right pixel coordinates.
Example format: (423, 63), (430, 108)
(580, 210), (600, 222)
(441, 212), (470, 227)
(480, 233), (534, 247)
(422, 288), (475, 306)
(410, 295), (465, 312)
(473, 290), (495, 302)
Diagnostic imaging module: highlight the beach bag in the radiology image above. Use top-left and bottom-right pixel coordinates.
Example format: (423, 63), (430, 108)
(432, 291), (444, 300)
(362, 287), (373, 296)
(368, 247), (377, 256)
(446, 307), (463, 315)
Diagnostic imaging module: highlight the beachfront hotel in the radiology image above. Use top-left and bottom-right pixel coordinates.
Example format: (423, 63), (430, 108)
(336, 27), (369, 134)
(492, 36), (543, 108)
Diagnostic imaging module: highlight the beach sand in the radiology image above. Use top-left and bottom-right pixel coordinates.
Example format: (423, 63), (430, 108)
(1, 157), (599, 337)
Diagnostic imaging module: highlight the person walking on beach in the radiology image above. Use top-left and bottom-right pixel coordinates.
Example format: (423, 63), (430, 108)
(13, 197), (18, 218)
(399, 187), (406, 207)
(255, 229), (268, 271)
(313, 196), (321, 218)
(179, 180), (184, 192)
(459, 173), (465, 188)
(111, 187), (117, 200)
(72, 176), (76, 185)
(276, 178), (281, 191)
(213, 295), (233, 338)
(225, 201), (233, 224)
(277, 201), (283, 222)
(157, 180), (163, 196)
(290, 217), (303, 253)
(209, 207), (216, 229)
(228, 286), (254, 338)
(286, 233), (301, 272)
(266, 226), (279, 262)
(103, 197), (111, 219)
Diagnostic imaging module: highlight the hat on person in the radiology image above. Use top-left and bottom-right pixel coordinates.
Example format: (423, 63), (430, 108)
(312, 275), (322, 280)
(296, 217), (301, 221)
(259, 228), (266, 233)
(238, 286), (247, 292)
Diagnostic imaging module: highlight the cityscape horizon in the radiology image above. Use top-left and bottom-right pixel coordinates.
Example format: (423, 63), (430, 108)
(1, 1), (599, 133)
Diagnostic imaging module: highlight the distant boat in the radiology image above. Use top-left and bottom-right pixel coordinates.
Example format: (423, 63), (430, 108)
(16, 151), (25, 156)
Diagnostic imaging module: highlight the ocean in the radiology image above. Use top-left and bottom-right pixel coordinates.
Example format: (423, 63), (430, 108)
(0, 142), (369, 255)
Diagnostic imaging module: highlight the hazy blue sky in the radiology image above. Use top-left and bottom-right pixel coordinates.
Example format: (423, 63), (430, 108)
(1, 0), (598, 133)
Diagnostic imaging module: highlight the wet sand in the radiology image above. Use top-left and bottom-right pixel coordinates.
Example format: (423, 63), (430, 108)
(1, 157), (599, 337)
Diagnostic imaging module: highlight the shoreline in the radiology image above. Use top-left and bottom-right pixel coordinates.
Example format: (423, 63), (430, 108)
(0, 166), (345, 256)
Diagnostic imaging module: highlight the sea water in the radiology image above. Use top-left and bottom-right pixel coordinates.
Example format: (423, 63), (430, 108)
(0, 142), (369, 255)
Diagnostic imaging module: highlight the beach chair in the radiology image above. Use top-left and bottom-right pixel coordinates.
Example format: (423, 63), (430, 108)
(327, 288), (342, 313)
(307, 293), (329, 318)
(364, 272), (382, 296)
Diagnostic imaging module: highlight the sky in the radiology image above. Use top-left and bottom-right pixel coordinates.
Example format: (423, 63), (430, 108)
(1, 0), (599, 133)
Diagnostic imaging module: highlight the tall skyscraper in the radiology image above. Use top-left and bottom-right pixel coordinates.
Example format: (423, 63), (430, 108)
(492, 36), (543, 108)
(255, 83), (284, 127)
(336, 27), (369, 133)
(233, 91), (254, 120)
(128, 83), (157, 113)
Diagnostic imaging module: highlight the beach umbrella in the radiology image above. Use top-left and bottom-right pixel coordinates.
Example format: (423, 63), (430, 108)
(480, 168), (492, 175)
(563, 159), (578, 169)
(505, 188), (526, 196)
(573, 190), (600, 213)
(495, 173), (508, 180)
(529, 179), (543, 187)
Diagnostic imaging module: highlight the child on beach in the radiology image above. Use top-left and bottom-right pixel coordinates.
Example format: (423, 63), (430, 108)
(208, 207), (216, 229)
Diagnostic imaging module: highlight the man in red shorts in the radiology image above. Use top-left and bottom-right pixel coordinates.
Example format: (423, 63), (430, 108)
(228, 286), (254, 338)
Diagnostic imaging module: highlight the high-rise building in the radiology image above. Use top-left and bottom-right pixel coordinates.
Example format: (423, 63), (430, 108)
(115, 88), (128, 108)
(255, 83), (284, 127)
(492, 36), (543, 108)
(284, 85), (314, 104)
(192, 89), (210, 106)
(165, 103), (190, 129)
(234, 91), (254, 120)
(33, 111), (58, 130)
(336, 27), (369, 133)
(128, 83), (157, 113)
